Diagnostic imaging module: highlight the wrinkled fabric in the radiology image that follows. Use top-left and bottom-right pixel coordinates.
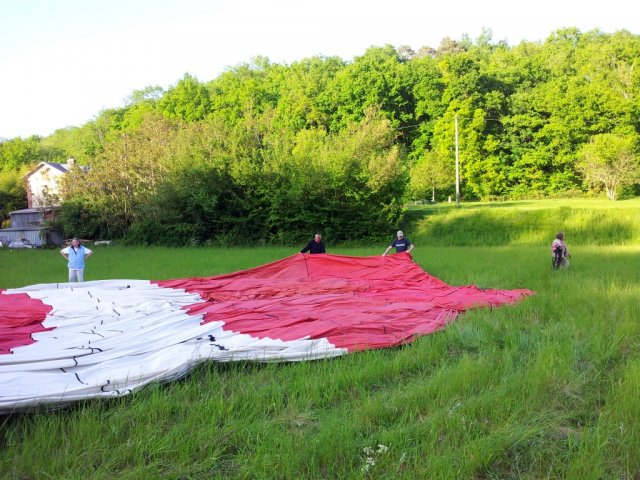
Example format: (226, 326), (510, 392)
(158, 253), (532, 350)
(0, 290), (53, 354)
(0, 253), (532, 412)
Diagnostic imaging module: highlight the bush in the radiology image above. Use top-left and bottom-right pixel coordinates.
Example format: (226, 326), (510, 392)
(59, 198), (107, 239)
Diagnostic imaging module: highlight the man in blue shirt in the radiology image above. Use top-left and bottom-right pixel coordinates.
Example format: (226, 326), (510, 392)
(60, 238), (93, 282)
(300, 233), (326, 254)
(382, 230), (414, 256)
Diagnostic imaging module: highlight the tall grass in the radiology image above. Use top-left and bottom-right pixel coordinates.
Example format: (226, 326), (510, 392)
(1, 199), (639, 479)
(407, 198), (640, 247)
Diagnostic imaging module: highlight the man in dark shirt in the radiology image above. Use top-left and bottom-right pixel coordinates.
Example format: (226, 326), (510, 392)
(300, 233), (326, 254)
(382, 230), (414, 256)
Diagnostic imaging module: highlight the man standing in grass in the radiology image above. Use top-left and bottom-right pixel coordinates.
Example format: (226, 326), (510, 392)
(382, 230), (414, 256)
(300, 233), (326, 254)
(60, 238), (93, 282)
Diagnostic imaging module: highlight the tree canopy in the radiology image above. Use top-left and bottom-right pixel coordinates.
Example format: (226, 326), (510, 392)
(1, 28), (639, 243)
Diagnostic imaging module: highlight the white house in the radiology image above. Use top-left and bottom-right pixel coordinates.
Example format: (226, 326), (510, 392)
(25, 158), (78, 208)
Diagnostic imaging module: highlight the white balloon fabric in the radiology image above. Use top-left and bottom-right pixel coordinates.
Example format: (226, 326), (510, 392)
(0, 253), (532, 413)
(0, 279), (344, 413)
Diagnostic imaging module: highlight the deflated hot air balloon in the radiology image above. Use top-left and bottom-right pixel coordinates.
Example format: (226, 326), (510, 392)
(0, 253), (532, 413)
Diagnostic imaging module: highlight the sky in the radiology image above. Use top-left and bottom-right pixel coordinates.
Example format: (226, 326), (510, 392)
(0, 0), (636, 140)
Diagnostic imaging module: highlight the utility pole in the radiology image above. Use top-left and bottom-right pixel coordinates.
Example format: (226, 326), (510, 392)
(454, 114), (460, 206)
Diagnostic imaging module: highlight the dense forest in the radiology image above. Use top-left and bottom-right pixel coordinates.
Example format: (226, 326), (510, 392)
(1, 28), (639, 244)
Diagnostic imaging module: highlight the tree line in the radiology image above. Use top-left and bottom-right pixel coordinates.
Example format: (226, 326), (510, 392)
(1, 27), (639, 243)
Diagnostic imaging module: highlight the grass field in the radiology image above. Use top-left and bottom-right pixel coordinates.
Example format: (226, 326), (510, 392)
(1, 199), (639, 479)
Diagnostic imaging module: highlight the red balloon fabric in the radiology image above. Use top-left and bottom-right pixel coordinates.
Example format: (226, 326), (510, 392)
(156, 253), (532, 351)
(0, 290), (52, 354)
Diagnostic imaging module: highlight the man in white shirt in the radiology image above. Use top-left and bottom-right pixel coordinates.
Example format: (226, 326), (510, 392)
(60, 238), (93, 282)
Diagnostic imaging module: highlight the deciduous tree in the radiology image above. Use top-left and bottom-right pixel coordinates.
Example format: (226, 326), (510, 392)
(578, 133), (640, 200)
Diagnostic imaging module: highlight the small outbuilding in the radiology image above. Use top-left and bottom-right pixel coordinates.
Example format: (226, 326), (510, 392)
(0, 208), (64, 247)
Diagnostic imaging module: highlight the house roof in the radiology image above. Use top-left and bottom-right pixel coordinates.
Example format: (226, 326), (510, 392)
(10, 207), (58, 215)
(25, 161), (89, 179)
(0, 226), (47, 232)
(25, 162), (67, 178)
(46, 162), (69, 173)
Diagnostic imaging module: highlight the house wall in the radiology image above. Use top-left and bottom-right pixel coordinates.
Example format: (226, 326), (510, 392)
(27, 165), (64, 208)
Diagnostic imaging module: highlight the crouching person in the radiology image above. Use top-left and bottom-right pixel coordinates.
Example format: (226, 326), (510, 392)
(551, 232), (570, 269)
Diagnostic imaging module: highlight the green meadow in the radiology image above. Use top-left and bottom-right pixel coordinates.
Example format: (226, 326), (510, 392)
(1, 199), (639, 479)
